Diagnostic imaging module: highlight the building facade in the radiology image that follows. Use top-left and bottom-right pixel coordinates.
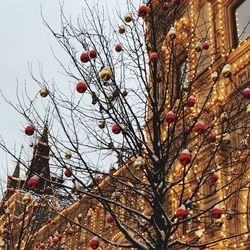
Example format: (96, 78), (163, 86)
(0, 0), (250, 249)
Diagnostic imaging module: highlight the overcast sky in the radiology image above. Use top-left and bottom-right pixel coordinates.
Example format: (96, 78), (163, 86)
(0, 0), (137, 183)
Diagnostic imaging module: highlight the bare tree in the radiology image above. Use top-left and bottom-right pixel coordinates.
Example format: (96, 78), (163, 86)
(0, 0), (250, 249)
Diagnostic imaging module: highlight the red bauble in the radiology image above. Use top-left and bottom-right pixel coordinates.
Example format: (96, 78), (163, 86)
(209, 173), (218, 183)
(138, 5), (149, 17)
(28, 176), (39, 190)
(45, 186), (52, 192)
(8, 187), (15, 193)
(25, 125), (35, 136)
(50, 219), (57, 225)
(112, 124), (122, 134)
(184, 126), (191, 135)
(178, 149), (192, 165)
(212, 205), (222, 219)
(2, 203), (8, 209)
(198, 240), (206, 250)
(243, 87), (250, 98)
(93, 176), (101, 185)
(149, 52), (158, 62)
(194, 122), (205, 134)
(64, 168), (73, 177)
(122, 89), (128, 97)
(176, 205), (188, 220)
(52, 237), (59, 244)
(207, 133), (217, 142)
(90, 237), (99, 249)
(202, 41), (209, 50)
(80, 53), (90, 63)
(163, 2), (170, 10)
(76, 82), (88, 93)
(8, 175), (13, 181)
(173, 0), (180, 5)
(115, 44), (123, 52)
(89, 50), (97, 59)
(195, 42), (202, 52)
(165, 111), (175, 123)
(106, 214), (114, 223)
(156, 75), (163, 82)
(187, 96), (195, 107)
(39, 243), (45, 249)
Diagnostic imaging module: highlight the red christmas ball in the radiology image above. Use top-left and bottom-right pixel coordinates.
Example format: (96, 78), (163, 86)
(8, 175), (13, 181)
(194, 122), (205, 134)
(209, 173), (218, 183)
(3, 228), (9, 234)
(2, 203), (8, 209)
(156, 75), (163, 82)
(122, 89), (128, 97)
(39, 243), (45, 249)
(202, 41), (209, 50)
(64, 168), (73, 177)
(52, 237), (59, 244)
(176, 205), (188, 220)
(149, 52), (158, 62)
(165, 111), (175, 123)
(195, 42), (202, 52)
(178, 149), (192, 165)
(80, 53), (90, 63)
(45, 186), (52, 192)
(8, 187), (15, 193)
(207, 133), (217, 142)
(28, 176), (39, 190)
(89, 50), (97, 59)
(184, 126), (191, 135)
(106, 214), (114, 223)
(25, 125), (35, 136)
(90, 237), (99, 249)
(173, 0), (180, 5)
(138, 5), (149, 17)
(112, 124), (122, 134)
(198, 240), (206, 250)
(243, 88), (250, 98)
(76, 82), (88, 93)
(212, 205), (222, 219)
(187, 96), (195, 107)
(50, 219), (57, 225)
(93, 176), (101, 185)
(163, 2), (170, 10)
(115, 44), (123, 52)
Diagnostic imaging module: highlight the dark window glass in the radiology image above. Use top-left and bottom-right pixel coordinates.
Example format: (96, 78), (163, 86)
(176, 58), (188, 97)
(232, 0), (250, 47)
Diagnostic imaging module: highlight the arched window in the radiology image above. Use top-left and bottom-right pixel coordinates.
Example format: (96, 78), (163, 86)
(232, 0), (250, 47)
(176, 57), (188, 98)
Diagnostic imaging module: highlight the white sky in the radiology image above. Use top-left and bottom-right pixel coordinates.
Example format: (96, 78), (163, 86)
(0, 0), (138, 183)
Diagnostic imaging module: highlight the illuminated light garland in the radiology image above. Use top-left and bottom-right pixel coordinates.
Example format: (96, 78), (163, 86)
(217, 0), (226, 57)
(189, 0), (196, 79)
(208, 2), (215, 63)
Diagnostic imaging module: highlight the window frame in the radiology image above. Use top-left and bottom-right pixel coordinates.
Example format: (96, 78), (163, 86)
(176, 55), (188, 99)
(231, 0), (250, 48)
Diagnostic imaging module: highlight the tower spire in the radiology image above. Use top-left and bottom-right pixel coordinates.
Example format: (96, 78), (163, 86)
(7, 146), (24, 190)
(25, 123), (52, 194)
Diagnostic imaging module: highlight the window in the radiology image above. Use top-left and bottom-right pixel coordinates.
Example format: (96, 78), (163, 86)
(176, 57), (188, 98)
(232, 0), (250, 47)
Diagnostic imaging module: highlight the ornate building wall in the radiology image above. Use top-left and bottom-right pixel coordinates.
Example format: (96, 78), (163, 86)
(0, 0), (249, 249)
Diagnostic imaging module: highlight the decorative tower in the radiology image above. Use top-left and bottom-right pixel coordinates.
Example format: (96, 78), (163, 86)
(24, 123), (53, 194)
